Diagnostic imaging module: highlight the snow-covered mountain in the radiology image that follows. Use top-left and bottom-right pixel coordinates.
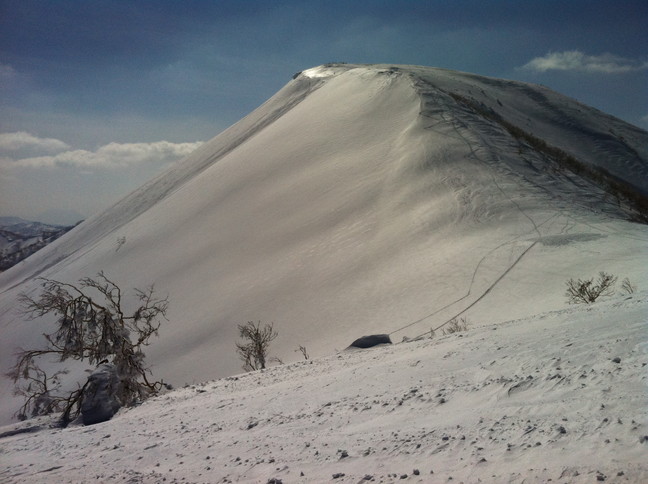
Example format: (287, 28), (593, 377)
(1, 62), (647, 439)
(0, 217), (76, 272)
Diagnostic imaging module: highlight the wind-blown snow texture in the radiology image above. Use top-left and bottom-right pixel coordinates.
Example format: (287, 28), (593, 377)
(1, 297), (647, 483)
(0, 64), (647, 481)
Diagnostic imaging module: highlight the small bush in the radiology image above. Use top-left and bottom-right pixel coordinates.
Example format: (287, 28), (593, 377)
(235, 321), (278, 371)
(442, 317), (469, 335)
(295, 345), (309, 360)
(565, 272), (617, 304)
(620, 278), (637, 295)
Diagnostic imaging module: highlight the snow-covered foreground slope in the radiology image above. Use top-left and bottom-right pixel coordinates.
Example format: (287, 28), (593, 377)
(1, 64), (647, 427)
(2, 294), (647, 483)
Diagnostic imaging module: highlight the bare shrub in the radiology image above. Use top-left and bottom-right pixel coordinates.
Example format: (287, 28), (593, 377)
(115, 236), (126, 252)
(442, 317), (469, 335)
(565, 272), (617, 304)
(12, 362), (69, 421)
(620, 277), (637, 295)
(296, 345), (309, 360)
(235, 321), (278, 371)
(8, 272), (168, 425)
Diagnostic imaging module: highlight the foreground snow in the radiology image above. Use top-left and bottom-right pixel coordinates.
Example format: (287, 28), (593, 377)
(2, 294), (646, 483)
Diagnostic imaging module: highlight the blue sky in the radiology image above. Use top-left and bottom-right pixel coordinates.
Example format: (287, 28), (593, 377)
(1, 0), (647, 224)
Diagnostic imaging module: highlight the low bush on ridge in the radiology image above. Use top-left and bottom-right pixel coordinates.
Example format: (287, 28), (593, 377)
(565, 272), (637, 304)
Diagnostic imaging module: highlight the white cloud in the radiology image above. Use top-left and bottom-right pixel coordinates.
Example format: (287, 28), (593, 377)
(0, 136), (205, 221)
(521, 50), (648, 74)
(0, 131), (70, 155)
(1, 136), (204, 170)
(94, 141), (204, 167)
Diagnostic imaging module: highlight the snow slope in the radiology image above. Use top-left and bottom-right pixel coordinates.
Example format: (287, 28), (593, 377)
(1, 64), (647, 430)
(1, 294), (647, 483)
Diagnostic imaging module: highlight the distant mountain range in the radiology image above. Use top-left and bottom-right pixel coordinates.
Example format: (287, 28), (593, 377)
(0, 217), (78, 271)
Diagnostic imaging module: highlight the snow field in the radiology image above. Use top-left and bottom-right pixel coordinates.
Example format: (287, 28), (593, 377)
(1, 294), (646, 483)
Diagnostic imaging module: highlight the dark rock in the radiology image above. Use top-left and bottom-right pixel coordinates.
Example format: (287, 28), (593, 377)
(332, 473), (345, 479)
(349, 334), (392, 349)
(611, 357), (621, 364)
(81, 364), (122, 425)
